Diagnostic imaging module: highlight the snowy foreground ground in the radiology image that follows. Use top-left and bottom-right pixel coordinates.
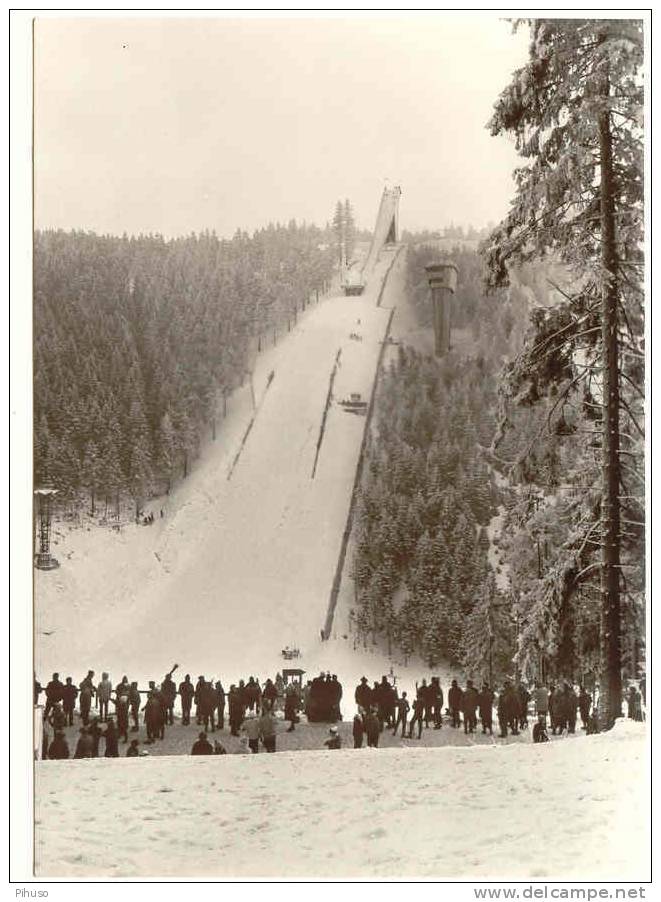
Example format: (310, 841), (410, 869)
(35, 721), (648, 880)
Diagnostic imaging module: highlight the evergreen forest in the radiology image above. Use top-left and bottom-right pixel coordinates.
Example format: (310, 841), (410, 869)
(34, 223), (335, 516)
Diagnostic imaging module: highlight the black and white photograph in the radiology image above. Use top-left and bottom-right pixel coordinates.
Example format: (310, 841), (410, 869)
(11, 10), (650, 885)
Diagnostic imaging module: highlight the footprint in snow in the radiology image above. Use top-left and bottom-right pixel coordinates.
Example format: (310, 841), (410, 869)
(364, 827), (387, 841)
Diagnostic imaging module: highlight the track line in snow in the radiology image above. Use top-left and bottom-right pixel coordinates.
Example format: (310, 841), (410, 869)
(375, 246), (404, 308)
(226, 372), (276, 481)
(310, 347), (342, 479)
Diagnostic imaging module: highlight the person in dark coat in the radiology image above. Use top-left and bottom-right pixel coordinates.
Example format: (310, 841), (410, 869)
(179, 675), (195, 726)
(96, 673), (112, 722)
(128, 681), (141, 731)
(144, 692), (164, 743)
(147, 680), (165, 717)
(431, 677), (443, 729)
(262, 679), (278, 712)
(215, 681), (226, 729)
(578, 687), (592, 728)
(548, 685), (559, 734)
(448, 680), (463, 729)
(258, 709), (277, 752)
(74, 728), (93, 759)
(76, 672), (94, 726)
(41, 724), (49, 761)
(228, 685), (244, 736)
(408, 696), (424, 740)
(48, 703), (67, 733)
(245, 677), (260, 713)
(61, 677), (78, 726)
(88, 717), (102, 756)
(393, 692), (410, 737)
(365, 709), (381, 747)
(200, 681), (217, 732)
(79, 670), (95, 693)
(353, 714), (365, 748)
(103, 718), (119, 757)
(507, 683), (521, 734)
(78, 682), (94, 726)
(160, 674), (177, 725)
(497, 682), (519, 737)
(126, 739), (140, 757)
(355, 677), (372, 717)
(386, 685), (399, 727)
(516, 682), (530, 730)
(48, 731), (70, 760)
(586, 710), (600, 735)
(479, 683), (494, 735)
(376, 677), (393, 727)
(551, 685), (567, 735)
(194, 676), (206, 724)
(191, 731), (214, 755)
(34, 675), (43, 706)
(419, 679), (434, 728)
(329, 675), (343, 722)
(44, 673), (64, 719)
(532, 714), (550, 743)
(564, 683), (578, 733)
(284, 683), (299, 732)
(463, 680), (480, 734)
(237, 679), (249, 712)
(113, 693), (130, 743)
(627, 685), (643, 722)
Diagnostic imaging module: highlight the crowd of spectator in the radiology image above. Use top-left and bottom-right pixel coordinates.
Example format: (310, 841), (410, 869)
(35, 667), (645, 760)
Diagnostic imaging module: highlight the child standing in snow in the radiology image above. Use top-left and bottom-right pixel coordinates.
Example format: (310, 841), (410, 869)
(532, 715), (550, 744)
(324, 726), (342, 749)
(242, 714), (261, 753)
(353, 714), (365, 748)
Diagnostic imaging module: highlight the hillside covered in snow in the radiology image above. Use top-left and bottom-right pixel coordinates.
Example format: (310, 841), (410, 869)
(35, 248), (423, 696)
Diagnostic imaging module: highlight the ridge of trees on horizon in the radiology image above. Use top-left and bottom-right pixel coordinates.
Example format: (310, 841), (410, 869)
(34, 222), (335, 517)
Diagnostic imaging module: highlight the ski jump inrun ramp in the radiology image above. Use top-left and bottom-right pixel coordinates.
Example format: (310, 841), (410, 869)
(362, 185), (402, 277)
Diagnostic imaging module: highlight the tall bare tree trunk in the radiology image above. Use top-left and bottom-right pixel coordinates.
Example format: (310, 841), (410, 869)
(598, 71), (623, 728)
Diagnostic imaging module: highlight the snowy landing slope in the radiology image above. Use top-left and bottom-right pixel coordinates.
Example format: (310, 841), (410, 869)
(35, 252), (400, 688)
(34, 722), (648, 879)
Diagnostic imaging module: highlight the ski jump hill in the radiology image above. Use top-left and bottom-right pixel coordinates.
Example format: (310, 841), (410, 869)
(35, 238), (404, 692)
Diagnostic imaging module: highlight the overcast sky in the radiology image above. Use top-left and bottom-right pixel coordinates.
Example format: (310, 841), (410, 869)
(34, 15), (530, 238)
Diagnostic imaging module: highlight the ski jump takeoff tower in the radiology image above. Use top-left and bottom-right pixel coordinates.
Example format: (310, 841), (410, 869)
(425, 261), (458, 357)
(361, 185), (402, 277)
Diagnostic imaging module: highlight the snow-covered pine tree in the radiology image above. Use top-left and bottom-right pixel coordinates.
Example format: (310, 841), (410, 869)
(332, 201), (345, 267)
(483, 19), (644, 727)
(343, 199), (356, 264)
(462, 571), (515, 684)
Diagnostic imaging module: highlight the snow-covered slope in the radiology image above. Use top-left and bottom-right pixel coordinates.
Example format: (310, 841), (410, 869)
(34, 721), (648, 879)
(35, 249), (411, 692)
